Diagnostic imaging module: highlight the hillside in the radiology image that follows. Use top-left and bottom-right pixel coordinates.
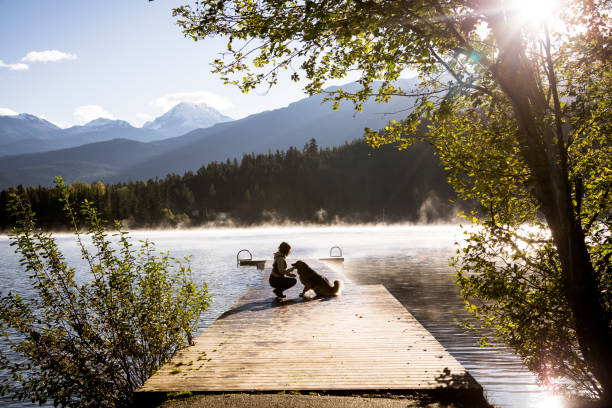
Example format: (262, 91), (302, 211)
(0, 139), (458, 230)
(113, 86), (415, 182)
(0, 139), (166, 189)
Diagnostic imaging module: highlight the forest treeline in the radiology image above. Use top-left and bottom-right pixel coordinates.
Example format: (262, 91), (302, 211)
(0, 139), (461, 230)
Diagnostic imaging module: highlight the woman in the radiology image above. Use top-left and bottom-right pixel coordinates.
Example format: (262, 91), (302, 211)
(269, 242), (297, 301)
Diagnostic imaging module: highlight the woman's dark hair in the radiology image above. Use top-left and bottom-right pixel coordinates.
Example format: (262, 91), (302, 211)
(278, 242), (291, 256)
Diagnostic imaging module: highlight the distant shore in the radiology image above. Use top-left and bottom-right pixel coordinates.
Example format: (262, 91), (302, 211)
(0, 222), (465, 236)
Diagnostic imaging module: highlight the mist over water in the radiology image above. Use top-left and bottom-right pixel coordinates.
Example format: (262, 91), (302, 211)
(0, 225), (563, 407)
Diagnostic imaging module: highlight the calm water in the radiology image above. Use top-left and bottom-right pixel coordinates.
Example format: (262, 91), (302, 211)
(0, 225), (565, 407)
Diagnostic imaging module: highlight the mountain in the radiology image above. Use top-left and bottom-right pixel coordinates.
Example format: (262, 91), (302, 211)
(0, 139), (166, 189)
(0, 117), (166, 157)
(61, 118), (134, 135)
(113, 79), (419, 182)
(0, 79), (423, 189)
(0, 114), (60, 145)
(0, 103), (233, 157)
(50, 119), (167, 148)
(143, 102), (232, 138)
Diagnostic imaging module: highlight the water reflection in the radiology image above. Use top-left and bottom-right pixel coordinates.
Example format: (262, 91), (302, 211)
(338, 253), (548, 407)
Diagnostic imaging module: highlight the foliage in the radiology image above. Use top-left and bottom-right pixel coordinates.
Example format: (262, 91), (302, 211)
(0, 139), (459, 229)
(170, 0), (612, 399)
(0, 177), (210, 407)
(448, 53), (611, 396)
(454, 224), (605, 396)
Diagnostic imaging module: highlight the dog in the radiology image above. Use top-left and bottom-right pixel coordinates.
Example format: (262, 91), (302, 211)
(292, 260), (343, 298)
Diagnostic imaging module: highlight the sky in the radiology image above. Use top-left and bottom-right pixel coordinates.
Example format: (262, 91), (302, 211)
(0, 1), (361, 128)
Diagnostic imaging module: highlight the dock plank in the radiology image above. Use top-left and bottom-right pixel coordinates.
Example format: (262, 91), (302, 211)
(139, 261), (479, 394)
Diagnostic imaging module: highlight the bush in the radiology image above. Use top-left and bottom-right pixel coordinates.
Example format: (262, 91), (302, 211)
(0, 178), (210, 407)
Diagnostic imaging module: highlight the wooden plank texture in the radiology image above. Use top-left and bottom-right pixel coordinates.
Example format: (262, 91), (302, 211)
(138, 260), (479, 393)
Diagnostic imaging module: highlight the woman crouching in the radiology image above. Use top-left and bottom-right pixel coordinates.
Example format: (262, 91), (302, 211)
(269, 242), (297, 301)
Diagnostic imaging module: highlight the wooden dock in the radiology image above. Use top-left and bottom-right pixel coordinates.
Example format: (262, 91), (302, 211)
(138, 260), (483, 402)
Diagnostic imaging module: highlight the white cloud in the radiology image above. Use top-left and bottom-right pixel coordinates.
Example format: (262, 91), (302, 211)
(73, 105), (115, 125)
(0, 59), (29, 71)
(151, 91), (232, 112)
(0, 49), (76, 71)
(22, 50), (77, 63)
(136, 112), (153, 121)
(0, 107), (18, 116)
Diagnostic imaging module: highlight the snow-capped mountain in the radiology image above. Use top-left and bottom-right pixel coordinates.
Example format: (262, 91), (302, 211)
(0, 102), (234, 156)
(143, 102), (232, 138)
(62, 118), (134, 135)
(0, 113), (60, 144)
(14, 113), (59, 130)
(0, 114), (165, 156)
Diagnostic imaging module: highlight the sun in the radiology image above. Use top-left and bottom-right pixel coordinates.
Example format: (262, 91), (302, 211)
(509, 0), (561, 28)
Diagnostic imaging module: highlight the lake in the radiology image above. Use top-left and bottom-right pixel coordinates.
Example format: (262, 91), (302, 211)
(0, 225), (565, 407)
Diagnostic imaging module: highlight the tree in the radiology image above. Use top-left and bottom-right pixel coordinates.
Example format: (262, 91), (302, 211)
(303, 138), (319, 155)
(0, 178), (210, 406)
(172, 0), (611, 400)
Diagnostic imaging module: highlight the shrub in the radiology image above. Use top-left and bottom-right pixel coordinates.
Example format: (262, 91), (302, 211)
(0, 178), (210, 407)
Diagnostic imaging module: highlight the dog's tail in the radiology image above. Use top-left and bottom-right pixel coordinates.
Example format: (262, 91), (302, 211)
(332, 280), (343, 295)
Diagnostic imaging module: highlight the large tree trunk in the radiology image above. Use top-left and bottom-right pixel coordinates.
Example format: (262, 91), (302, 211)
(488, 18), (612, 399)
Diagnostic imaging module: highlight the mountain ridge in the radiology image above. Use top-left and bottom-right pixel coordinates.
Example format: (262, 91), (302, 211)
(0, 102), (232, 156)
(0, 79), (422, 189)
(112, 79), (418, 183)
(0, 114), (60, 145)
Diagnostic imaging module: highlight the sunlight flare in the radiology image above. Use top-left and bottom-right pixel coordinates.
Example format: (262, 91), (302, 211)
(539, 393), (566, 408)
(509, 0), (561, 28)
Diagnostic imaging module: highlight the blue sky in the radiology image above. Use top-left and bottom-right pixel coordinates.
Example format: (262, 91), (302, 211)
(0, 0), (331, 127)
